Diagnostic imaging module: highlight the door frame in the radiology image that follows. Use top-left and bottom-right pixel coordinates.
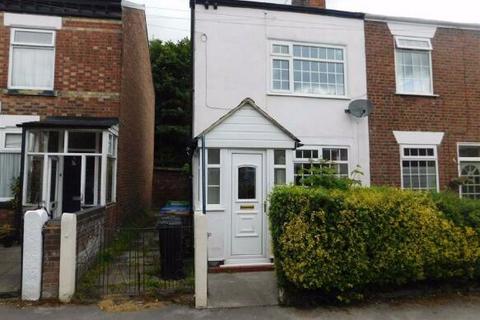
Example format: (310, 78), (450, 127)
(224, 149), (269, 265)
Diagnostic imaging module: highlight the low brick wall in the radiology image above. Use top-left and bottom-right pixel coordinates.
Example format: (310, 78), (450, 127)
(41, 218), (61, 299)
(40, 206), (106, 299)
(152, 167), (190, 209)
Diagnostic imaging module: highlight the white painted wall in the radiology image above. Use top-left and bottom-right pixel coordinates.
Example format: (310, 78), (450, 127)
(193, 4), (370, 262)
(59, 213), (77, 303)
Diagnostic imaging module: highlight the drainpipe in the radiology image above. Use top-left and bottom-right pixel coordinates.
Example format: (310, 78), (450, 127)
(201, 135), (206, 215)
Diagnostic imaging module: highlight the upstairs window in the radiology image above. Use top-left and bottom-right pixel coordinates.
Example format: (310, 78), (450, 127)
(271, 42), (346, 97)
(9, 28), (56, 90)
(395, 36), (433, 95)
(401, 145), (438, 191)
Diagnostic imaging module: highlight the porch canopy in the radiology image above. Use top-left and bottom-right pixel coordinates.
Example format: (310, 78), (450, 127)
(17, 117), (119, 217)
(196, 98), (300, 149)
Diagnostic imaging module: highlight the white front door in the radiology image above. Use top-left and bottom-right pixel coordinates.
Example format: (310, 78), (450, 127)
(229, 152), (267, 263)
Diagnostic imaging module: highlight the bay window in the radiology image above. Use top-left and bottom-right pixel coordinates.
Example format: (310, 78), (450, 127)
(395, 36), (433, 95)
(271, 42), (346, 97)
(0, 131), (22, 201)
(9, 28), (56, 90)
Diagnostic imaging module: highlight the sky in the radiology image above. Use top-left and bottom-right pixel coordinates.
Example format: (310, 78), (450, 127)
(130, 0), (480, 42)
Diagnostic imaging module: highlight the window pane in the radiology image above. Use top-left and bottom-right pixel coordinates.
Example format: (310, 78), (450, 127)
(14, 30), (53, 45)
(106, 158), (115, 203)
(274, 168), (286, 185)
(0, 153), (21, 198)
(207, 186), (220, 204)
(11, 46), (54, 89)
(47, 131), (63, 152)
(460, 146), (480, 158)
(208, 149), (220, 165)
(68, 132), (100, 153)
(272, 59), (289, 90)
(274, 150), (286, 165)
(208, 168), (220, 186)
(26, 155), (44, 204)
(84, 156), (100, 206)
(5, 133), (22, 149)
(402, 160), (437, 191)
(273, 44), (289, 54)
(28, 131), (47, 152)
(460, 162), (480, 199)
(238, 167), (256, 199)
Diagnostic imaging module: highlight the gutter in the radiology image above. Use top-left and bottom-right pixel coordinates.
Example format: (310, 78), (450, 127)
(365, 13), (480, 31)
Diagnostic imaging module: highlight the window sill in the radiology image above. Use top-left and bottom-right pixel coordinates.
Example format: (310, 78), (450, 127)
(206, 206), (225, 212)
(6, 88), (58, 97)
(267, 92), (351, 100)
(395, 92), (439, 98)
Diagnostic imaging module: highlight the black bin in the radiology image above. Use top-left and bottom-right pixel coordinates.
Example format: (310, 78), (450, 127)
(157, 216), (184, 280)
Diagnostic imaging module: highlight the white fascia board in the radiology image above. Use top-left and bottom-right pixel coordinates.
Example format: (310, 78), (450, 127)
(393, 131), (444, 145)
(121, 0), (146, 11)
(4, 13), (62, 30)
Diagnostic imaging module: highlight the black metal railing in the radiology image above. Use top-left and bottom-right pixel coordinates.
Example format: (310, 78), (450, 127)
(75, 222), (193, 300)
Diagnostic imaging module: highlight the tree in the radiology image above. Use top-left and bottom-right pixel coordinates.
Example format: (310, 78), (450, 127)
(150, 38), (191, 168)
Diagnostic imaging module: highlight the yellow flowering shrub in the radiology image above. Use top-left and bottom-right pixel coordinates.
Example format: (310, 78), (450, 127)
(269, 186), (480, 302)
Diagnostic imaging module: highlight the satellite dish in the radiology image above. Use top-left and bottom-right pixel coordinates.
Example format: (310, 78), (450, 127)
(345, 99), (373, 118)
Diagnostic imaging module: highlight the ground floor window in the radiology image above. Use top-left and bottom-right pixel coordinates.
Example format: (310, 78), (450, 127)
(274, 150), (286, 185)
(207, 149), (221, 205)
(401, 145), (438, 191)
(0, 131), (22, 201)
(294, 146), (349, 185)
(458, 144), (480, 199)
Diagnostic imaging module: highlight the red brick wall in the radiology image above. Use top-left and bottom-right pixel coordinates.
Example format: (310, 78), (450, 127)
(365, 21), (480, 190)
(116, 7), (155, 221)
(0, 13), (122, 118)
(41, 219), (61, 299)
(0, 207), (14, 226)
(152, 168), (190, 209)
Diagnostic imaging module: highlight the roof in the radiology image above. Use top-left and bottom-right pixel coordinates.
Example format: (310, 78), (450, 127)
(192, 0), (364, 20)
(196, 97), (300, 143)
(366, 13), (480, 31)
(0, 0), (122, 20)
(18, 117), (118, 129)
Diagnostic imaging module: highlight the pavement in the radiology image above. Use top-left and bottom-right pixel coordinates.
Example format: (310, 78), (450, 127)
(0, 244), (21, 296)
(208, 271), (278, 308)
(3, 293), (480, 319)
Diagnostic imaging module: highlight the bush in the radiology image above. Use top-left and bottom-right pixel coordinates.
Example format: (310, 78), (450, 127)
(431, 191), (480, 231)
(269, 186), (480, 302)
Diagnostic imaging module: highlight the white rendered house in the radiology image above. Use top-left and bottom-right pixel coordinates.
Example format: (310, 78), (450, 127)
(192, 0), (370, 266)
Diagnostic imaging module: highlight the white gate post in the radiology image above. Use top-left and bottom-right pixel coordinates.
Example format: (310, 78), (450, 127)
(59, 213), (77, 302)
(194, 212), (208, 308)
(22, 209), (49, 301)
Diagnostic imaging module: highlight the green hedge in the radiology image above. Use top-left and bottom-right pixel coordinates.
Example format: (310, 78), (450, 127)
(269, 186), (480, 302)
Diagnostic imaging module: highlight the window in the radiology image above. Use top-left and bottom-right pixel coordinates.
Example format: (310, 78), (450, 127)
(274, 150), (286, 185)
(0, 131), (22, 201)
(238, 167), (256, 199)
(294, 146), (349, 185)
(271, 42), (346, 97)
(394, 36), (433, 95)
(9, 28), (55, 90)
(458, 145), (480, 199)
(207, 149), (220, 205)
(106, 134), (117, 204)
(401, 146), (438, 191)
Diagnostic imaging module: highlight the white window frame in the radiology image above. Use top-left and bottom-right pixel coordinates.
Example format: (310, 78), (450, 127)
(206, 148), (222, 208)
(457, 143), (480, 199)
(273, 149), (287, 185)
(293, 145), (350, 185)
(269, 40), (348, 99)
(400, 144), (439, 192)
(394, 36), (434, 96)
(0, 128), (22, 202)
(8, 28), (56, 91)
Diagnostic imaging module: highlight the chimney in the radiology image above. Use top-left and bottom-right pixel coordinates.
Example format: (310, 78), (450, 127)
(292, 0), (326, 9)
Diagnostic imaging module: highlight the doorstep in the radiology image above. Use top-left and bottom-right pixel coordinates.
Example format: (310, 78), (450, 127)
(208, 263), (274, 273)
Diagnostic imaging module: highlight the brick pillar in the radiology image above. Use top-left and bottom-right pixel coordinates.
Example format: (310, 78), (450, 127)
(292, 0), (326, 8)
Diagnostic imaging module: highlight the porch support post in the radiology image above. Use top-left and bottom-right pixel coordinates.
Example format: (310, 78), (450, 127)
(194, 211), (208, 308)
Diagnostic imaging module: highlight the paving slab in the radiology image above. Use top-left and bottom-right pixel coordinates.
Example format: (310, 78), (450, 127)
(0, 245), (21, 295)
(207, 271), (278, 308)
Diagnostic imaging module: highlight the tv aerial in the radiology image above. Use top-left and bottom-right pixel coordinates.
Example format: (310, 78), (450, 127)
(345, 99), (373, 118)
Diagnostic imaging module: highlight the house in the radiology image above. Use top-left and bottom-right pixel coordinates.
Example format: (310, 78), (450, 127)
(365, 15), (480, 197)
(0, 0), (154, 297)
(191, 0), (370, 266)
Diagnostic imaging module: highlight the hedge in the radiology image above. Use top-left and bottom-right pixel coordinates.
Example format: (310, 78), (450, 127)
(269, 186), (480, 302)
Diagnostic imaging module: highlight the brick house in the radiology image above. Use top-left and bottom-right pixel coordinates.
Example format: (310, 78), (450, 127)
(0, 0), (154, 235)
(365, 15), (480, 197)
